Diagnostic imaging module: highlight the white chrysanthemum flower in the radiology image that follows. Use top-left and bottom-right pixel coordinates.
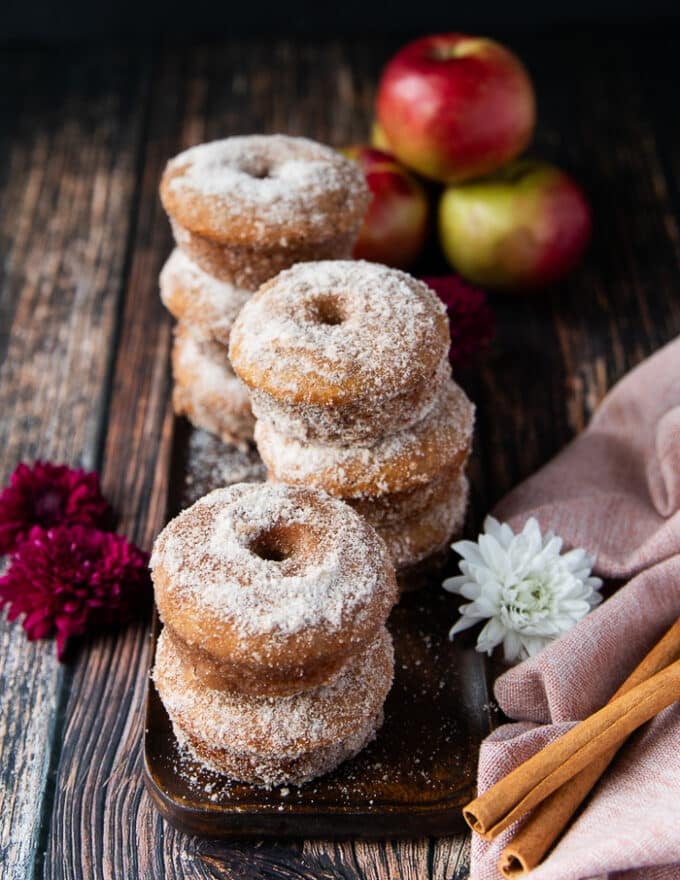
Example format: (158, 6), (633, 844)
(442, 516), (602, 663)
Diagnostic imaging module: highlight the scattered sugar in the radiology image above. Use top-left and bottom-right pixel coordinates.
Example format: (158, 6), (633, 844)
(181, 430), (265, 506)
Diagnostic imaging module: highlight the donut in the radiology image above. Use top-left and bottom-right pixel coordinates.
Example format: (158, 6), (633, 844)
(376, 473), (469, 572)
(160, 136), (369, 288)
(153, 625), (393, 787)
(170, 220), (359, 291)
(348, 461), (461, 528)
(171, 324), (254, 448)
(230, 260), (451, 443)
(249, 356), (451, 447)
(255, 378), (475, 499)
(150, 482), (397, 697)
(160, 248), (252, 345)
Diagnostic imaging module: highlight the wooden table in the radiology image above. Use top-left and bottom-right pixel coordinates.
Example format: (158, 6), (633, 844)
(2, 28), (680, 880)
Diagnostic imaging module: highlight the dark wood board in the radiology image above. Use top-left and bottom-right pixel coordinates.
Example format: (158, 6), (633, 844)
(144, 431), (493, 839)
(145, 599), (489, 840)
(1, 27), (680, 880)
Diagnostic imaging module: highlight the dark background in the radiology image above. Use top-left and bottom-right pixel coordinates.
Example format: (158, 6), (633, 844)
(2, 0), (680, 43)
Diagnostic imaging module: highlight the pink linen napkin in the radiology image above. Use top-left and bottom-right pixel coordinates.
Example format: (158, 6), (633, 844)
(471, 336), (680, 880)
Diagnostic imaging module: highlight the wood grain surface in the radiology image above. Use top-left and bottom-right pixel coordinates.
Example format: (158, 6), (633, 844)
(1, 28), (679, 880)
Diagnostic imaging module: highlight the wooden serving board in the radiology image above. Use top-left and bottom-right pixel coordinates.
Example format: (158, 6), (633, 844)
(143, 422), (494, 838)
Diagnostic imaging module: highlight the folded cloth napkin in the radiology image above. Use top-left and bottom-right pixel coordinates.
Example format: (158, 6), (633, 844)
(472, 336), (680, 880)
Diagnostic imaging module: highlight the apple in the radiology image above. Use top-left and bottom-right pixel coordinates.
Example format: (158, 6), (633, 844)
(370, 121), (392, 151)
(343, 146), (429, 269)
(376, 34), (536, 184)
(438, 159), (592, 290)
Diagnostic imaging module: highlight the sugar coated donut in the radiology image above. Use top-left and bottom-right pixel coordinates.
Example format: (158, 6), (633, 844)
(160, 136), (369, 288)
(160, 248), (252, 345)
(150, 483), (397, 696)
(153, 625), (393, 787)
(249, 356), (452, 447)
(172, 324), (254, 448)
(230, 260), (451, 443)
(377, 474), (469, 572)
(170, 220), (359, 290)
(349, 462), (461, 527)
(255, 378), (474, 499)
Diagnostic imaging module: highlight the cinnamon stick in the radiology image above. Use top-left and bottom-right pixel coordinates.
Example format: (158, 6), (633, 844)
(463, 656), (680, 840)
(499, 617), (680, 878)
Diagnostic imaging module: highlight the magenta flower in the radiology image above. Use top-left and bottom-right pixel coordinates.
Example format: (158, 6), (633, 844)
(0, 461), (113, 555)
(0, 525), (150, 659)
(422, 276), (495, 369)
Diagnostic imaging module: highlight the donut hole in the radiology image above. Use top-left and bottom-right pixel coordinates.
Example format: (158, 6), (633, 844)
(248, 522), (320, 564)
(236, 157), (272, 180)
(308, 294), (348, 327)
(250, 538), (289, 562)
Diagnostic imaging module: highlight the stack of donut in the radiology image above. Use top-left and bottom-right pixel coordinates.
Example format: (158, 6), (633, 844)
(158, 135), (370, 447)
(151, 482), (397, 786)
(229, 260), (475, 584)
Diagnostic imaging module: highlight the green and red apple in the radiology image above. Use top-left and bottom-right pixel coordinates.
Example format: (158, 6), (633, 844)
(370, 121), (392, 151)
(343, 146), (429, 269)
(438, 159), (592, 290)
(376, 34), (536, 184)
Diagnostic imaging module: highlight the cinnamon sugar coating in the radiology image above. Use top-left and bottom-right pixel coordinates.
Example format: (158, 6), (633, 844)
(171, 220), (358, 289)
(153, 626), (393, 787)
(349, 461), (462, 527)
(181, 708), (383, 788)
(171, 324), (254, 448)
(256, 378), (474, 499)
(249, 355), (451, 446)
(229, 261), (451, 423)
(160, 136), (370, 246)
(160, 136), (369, 288)
(163, 625), (358, 698)
(150, 483), (398, 696)
(160, 248), (253, 345)
(376, 474), (469, 571)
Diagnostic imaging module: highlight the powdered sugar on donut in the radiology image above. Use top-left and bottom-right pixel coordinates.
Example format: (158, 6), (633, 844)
(153, 626), (393, 758)
(229, 260), (450, 406)
(150, 483), (394, 637)
(162, 135), (369, 242)
(377, 474), (469, 570)
(172, 324), (254, 446)
(248, 354), (451, 446)
(173, 325), (247, 402)
(160, 249), (253, 344)
(256, 378), (475, 498)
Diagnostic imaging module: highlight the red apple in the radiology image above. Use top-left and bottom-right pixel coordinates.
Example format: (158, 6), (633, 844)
(438, 159), (592, 291)
(343, 146), (429, 269)
(376, 34), (536, 184)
